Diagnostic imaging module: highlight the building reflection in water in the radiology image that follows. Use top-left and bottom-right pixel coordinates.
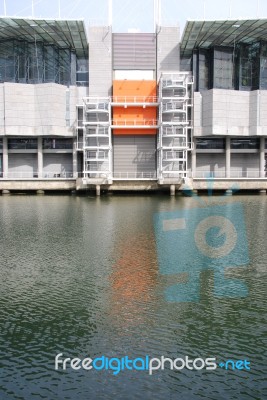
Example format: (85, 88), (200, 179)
(109, 232), (158, 329)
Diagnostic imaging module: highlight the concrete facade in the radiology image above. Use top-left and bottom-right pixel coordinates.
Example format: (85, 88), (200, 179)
(88, 26), (113, 97)
(194, 89), (267, 137)
(1, 16), (267, 194)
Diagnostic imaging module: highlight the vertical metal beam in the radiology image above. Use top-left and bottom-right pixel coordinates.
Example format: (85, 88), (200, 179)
(154, 0), (159, 32)
(3, 137), (8, 179)
(158, 0), (161, 26)
(191, 138), (196, 178)
(37, 137), (43, 178)
(260, 136), (265, 178)
(226, 136), (231, 178)
(3, 0), (6, 16)
(108, 0), (112, 26)
(229, 0), (232, 18)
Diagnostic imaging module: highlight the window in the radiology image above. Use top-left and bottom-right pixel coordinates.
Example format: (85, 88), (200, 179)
(196, 138), (225, 149)
(213, 48), (234, 89)
(43, 138), (73, 150)
(231, 138), (259, 150)
(8, 139), (37, 150)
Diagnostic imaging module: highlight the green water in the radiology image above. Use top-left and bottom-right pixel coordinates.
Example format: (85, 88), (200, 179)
(0, 194), (266, 400)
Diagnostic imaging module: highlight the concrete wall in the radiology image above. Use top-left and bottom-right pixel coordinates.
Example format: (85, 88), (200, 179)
(43, 154), (73, 177)
(0, 83), (78, 137)
(194, 89), (267, 137)
(157, 26), (180, 80)
(0, 180), (76, 191)
(196, 153), (226, 177)
(230, 153), (259, 176)
(89, 26), (112, 97)
(8, 154), (38, 177)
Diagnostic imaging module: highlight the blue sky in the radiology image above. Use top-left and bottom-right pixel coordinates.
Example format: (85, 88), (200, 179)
(2, 0), (267, 33)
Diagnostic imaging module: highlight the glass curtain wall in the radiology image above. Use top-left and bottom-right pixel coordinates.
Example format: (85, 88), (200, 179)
(0, 39), (88, 86)
(190, 40), (267, 92)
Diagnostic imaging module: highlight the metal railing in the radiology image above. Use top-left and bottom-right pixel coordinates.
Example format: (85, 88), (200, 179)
(1, 171), (75, 179)
(85, 103), (109, 111)
(113, 171), (157, 180)
(76, 141), (83, 150)
(85, 127), (110, 135)
(112, 96), (158, 103)
(194, 170), (263, 179)
(84, 97), (109, 104)
(162, 151), (186, 160)
(162, 127), (186, 135)
(112, 119), (158, 126)
(85, 150), (109, 160)
(162, 102), (185, 112)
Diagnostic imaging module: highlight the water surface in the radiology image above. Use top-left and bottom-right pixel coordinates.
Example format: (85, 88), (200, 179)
(0, 194), (266, 399)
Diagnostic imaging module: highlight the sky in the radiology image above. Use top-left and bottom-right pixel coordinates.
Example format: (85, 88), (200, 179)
(1, 0), (267, 34)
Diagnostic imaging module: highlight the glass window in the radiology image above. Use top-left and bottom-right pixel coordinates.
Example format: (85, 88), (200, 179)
(43, 138), (73, 149)
(213, 48), (234, 89)
(8, 138), (37, 150)
(0, 39), (88, 86)
(76, 58), (89, 86)
(198, 50), (209, 91)
(231, 138), (259, 149)
(196, 138), (225, 149)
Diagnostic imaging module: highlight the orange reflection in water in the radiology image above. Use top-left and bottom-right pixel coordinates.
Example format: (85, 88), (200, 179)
(109, 233), (158, 328)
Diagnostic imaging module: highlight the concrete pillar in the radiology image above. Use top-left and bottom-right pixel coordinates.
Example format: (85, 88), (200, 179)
(170, 184), (175, 196)
(225, 189), (232, 196)
(2, 189), (10, 195)
(191, 138), (196, 178)
(259, 189), (266, 195)
(36, 189), (45, 195)
(73, 138), (77, 178)
(96, 185), (101, 196)
(3, 136), (8, 178)
(226, 136), (231, 178)
(37, 137), (43, 178)
(260, 137), (265, 178)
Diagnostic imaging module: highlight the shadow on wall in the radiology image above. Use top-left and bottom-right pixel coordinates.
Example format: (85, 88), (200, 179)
(134, 140), (157, 175)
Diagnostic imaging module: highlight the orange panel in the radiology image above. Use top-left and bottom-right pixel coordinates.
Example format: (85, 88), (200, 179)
(113, 80), (157, 99)
(113, 80), (157, 135)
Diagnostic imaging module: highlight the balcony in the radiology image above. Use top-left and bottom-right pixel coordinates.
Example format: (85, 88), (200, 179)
(113, 171), (157, 180)
(111, 119), (159, 128)
(84, 97), (110, 113)
(85, 150), (109, 161)
(111, 95), (158, 106)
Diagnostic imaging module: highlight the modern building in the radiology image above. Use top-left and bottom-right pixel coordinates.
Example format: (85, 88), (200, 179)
(1, 15), (267, 194)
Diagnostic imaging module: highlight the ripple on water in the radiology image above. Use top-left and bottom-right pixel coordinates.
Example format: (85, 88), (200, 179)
(0, 195), (266, 399)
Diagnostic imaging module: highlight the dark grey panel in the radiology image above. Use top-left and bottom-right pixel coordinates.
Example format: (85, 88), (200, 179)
(113, 135), (156, 176)
(113, 33), (156, 70)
